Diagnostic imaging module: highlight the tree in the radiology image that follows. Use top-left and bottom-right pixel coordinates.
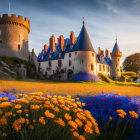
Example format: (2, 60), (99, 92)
(122, 53), (140, 74)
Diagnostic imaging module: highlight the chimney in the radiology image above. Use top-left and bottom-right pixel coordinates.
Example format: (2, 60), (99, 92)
(105, 49), (109, 58)
(44, 44), (48, 52)
(98, 47), (101, 54)
(59, 35), (64, 51)
(49, 34), (55, 53)
(101, 50), (104, 56)
(57, 38), (59, 44)
(70, 32), (76, 44)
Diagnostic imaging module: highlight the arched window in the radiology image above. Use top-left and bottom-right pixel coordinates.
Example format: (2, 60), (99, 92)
(18, 44), (20, 50)
(69, 60), (71, 66)
(91, 64), (93, 71)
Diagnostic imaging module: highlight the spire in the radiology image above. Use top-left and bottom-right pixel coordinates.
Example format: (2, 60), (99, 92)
(83, 16), (85, 25)
(111, 34), (122, 57)
(116, 33), (117, 42)
(73, 20), (94, 52)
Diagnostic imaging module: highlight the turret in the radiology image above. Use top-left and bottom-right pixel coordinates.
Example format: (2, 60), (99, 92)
(110, 36), (122, 80)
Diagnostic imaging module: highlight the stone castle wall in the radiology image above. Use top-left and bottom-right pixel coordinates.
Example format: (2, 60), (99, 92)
(0, 14), (30, 61)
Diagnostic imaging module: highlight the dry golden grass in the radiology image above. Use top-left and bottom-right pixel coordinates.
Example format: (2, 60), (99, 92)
(0, 80), (140, 96)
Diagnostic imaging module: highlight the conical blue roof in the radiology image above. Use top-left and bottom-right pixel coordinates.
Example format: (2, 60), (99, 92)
(112, 41), (120, 53)
(73, 24), (94, 52)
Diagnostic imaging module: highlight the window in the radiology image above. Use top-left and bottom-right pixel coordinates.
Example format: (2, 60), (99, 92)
(59, 53), (61, 57)
(75, 52), (77, 55)
(49, 61), (51, 67)
(117, 69), (119, 72)
(69, 53), (71, 57)
(19, 35), (20, 41)
(91, 64), (93, 71)
(99, 65), (102, 71)
(69, 60), (71, 66)
(70, 44), (73, 49)
(45, 72), (47, 76)
(103, 65), (105, 72)
(92, 53), (94, 57)
(0, 39), (2, 43)
(41, 55), (43, 60)
(0, 30), (1, 36)
(58, 60), (62, 68)
(18, 44), (20, 50)
(108, 66), (110, 72)
(116, 64), (117, 67)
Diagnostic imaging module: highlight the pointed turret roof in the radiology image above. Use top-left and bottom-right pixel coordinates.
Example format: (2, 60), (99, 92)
(73, 18), (94, 52)
(112, 36), (120, 53)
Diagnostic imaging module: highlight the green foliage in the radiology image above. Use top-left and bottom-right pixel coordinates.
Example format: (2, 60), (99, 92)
(95, 119), (135, 140)
(123, 53), (140, 74)
(121, 72), (138, 80)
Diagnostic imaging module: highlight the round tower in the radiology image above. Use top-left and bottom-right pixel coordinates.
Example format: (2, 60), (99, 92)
(110, 38), (122, 80)
(0, 14), (30, 60)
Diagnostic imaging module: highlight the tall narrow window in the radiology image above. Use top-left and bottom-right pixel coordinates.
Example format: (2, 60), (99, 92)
(91, 64), (93, 71)
(19, 35), (20, 41)
(99, 65), (102, 71)
(0, 30), (1, 36)
(103, 65), (105, 72)
(58, 60), (62, 68)
(18, 44), (20, 50)
(0, 39), (2, 43)
(69, 53), (71, 57)
(108, 66), (110, 72)
(69, 60), (71, 66)
(49, 61), (51, 67)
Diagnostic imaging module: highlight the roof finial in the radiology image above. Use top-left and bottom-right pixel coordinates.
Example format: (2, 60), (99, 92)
(83, 16), (85, 25)
(116, 33), (117, 42)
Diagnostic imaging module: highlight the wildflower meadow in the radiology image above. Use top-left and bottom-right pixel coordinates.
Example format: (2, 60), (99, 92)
(0, 87), (140, 140)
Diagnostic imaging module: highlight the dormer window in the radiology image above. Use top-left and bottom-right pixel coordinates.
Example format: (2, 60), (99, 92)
(49, 53), (52, 58)
(41, 55), (43, 60)
(70, 44), (73, 49)
(59, 53), (61, 57)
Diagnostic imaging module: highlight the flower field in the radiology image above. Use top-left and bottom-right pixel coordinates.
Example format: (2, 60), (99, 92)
(0, 80), (140, 96)
(0, 88), (140, 140)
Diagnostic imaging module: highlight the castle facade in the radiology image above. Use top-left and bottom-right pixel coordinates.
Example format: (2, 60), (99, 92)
(38, 20), (122, 80)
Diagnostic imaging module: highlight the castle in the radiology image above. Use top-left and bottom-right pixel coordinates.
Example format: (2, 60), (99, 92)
(37, 19), (122, 80)
(0, 14), (38, 68)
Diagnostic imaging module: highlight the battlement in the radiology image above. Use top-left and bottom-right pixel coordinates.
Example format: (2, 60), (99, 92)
(0, 14), (30, 33)
(110, 52), (122, 57)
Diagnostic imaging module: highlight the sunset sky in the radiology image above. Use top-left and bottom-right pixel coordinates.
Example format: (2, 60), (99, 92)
(0, 0), (140, 64)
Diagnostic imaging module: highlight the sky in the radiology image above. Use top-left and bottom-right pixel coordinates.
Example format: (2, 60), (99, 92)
(0, 0), (140, 64)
